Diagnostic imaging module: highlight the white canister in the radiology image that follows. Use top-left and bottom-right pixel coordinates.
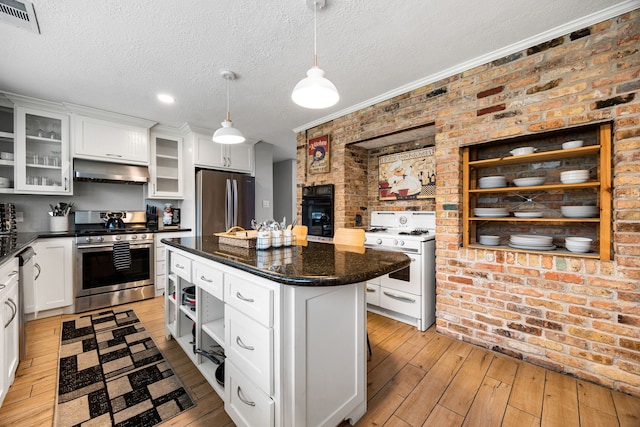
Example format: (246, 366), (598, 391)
(271, 230), (283, 248)
(256, 230), (271, 250)
(283, 229), (293, 247)
(49, 216), (68, 232)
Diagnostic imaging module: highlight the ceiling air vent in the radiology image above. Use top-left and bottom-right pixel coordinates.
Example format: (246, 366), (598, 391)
(0, 0), (40, 34)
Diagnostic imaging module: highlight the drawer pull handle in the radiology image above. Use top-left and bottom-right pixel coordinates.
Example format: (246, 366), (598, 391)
(366, 288), (376, 293)
(237, 386), (256, 407)
(236, 336), (254, 351)
(236, 291), (254, 303)
(175, 263), (184, 269)
(383, 292), (416, 303)
(200, 275), (213, 283)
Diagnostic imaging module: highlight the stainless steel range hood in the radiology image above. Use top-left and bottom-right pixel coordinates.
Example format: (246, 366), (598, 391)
(73, 159), (149, 184)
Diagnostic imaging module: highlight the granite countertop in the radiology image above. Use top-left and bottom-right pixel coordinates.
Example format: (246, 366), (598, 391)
(162, 235), (411, 286)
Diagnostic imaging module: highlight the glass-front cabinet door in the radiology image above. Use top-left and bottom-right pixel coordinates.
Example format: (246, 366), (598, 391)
(15, 106), (71, 194)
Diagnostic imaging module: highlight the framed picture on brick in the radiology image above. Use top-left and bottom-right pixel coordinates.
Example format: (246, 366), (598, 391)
(378, 147), (435, 200)
(308, 135), (330, 174)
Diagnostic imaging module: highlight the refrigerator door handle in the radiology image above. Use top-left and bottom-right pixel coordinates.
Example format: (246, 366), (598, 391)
(225, 178), (232, 230)
(233, 179), (239, 226)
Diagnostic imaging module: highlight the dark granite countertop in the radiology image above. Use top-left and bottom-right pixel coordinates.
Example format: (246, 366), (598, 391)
(162, 236), (411, 286)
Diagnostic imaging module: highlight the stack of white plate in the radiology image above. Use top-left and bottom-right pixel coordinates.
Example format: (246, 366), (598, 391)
(561, 206), (598, 218)
(513, 211), (543, 218)
(478, 176), (506, 189)
(513, 177), (546, 187)
(565, 237), (592, 253)
(510, 147), (536, 156)
(509, 234), (555, 250)
(478, 235), (500, 245)
(474, 207), (509, 217)
(560, 170), (590, 184)
(562, 140), (584, 150)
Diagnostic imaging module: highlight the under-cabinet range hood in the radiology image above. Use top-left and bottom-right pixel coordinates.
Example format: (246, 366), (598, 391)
(73, 159), (149, 184)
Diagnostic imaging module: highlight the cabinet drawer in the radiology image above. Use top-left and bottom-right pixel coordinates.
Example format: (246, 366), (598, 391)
(380, 287), (421, 318)
(156, 245), (166, 262)
(170, 252), (191, 281)
(226, 361), (274, 427)
(225, 273), (273, 327)
(194, 262), (223, 299)
(226, 306), (273, 396)
(365, 283), (380, 306)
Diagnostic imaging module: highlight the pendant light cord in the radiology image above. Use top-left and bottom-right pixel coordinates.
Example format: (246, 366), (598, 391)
(313, 1), (318, 67)
(226, 74), (231, 121)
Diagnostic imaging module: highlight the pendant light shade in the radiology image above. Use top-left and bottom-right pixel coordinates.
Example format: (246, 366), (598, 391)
(291, 0), (339, 109)
(213, 70), (245, 144)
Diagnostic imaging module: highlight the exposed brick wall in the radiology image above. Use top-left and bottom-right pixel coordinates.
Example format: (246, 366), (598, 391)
(297, 10), (640, 396)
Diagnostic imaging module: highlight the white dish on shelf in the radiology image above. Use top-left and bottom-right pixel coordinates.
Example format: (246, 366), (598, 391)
(510, 234), (554, 245)
(510, 147), (537, 156)
(0, 152), (14, 160)
(478, 235), (500, 245)
(562, 140), (584, 150)
(561, 206), (598, 218)
(566, 237), (593, 244)
(0, 177), (10, 188)
(509, 243), (556, 251)
(475, 213), (510, 218)
(513, 211), (543, 218)
(560, 170), (589, 184)
(478, 176), (507, 189)
(513, 177), (546, 187)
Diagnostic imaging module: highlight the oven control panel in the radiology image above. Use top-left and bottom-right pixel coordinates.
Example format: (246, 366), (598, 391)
(76, 234), (152, 245)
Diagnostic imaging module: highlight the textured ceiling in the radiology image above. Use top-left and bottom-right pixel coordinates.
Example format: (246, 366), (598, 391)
(0, 1), (634, 161)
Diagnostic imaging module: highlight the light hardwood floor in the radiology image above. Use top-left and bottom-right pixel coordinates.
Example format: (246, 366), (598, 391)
(1, 297), (638, 427)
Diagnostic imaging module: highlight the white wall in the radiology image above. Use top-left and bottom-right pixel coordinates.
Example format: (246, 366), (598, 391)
(273, 159), (296, 223)
(254, 142), (273, 222)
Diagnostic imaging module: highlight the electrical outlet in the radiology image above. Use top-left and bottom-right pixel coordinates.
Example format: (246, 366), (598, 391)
(262, 200), (270, 208)
(16, 211), (24, 222)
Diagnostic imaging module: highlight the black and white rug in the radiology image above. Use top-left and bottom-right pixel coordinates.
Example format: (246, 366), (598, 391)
(55, 309), (195, 426)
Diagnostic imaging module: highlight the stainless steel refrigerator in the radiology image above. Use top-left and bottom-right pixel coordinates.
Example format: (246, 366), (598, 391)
(196, 169), (255, 235)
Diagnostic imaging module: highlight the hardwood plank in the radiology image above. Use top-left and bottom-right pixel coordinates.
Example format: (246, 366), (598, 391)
(407, 332), (455, 372)
(503, 405), (541, 427)
(440, 347), (494, 416)
(577, 380), (616, 416)
(486, 354), (519, 385)
(423, 404), (465, 427)
(395, 340), (472, 426)
(541, 371), (579, 427)
(579, 403), (619, 427)
(383, 415), (412, 427)
(509, 361), (546, 417)
(612, 391), (640, 427)
(462, 376), (511, 427)
(367, 341), (423, 399)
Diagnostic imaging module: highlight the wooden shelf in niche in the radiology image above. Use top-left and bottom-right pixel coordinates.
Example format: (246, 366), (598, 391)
(462, 122), (612, 260)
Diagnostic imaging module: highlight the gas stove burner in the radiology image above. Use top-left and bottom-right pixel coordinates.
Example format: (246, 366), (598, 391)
(399, 229), (431, 236)
(367, 227), (387, 233)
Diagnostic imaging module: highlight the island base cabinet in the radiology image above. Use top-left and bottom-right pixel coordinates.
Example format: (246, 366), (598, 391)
(226, 361), (275, 427)
(282, 283), (367, 427)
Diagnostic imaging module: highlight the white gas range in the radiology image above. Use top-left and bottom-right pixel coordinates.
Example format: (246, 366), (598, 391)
(364, 211), (436, 331)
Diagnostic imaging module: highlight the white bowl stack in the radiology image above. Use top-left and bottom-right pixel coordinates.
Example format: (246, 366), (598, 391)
(561, 206), (598, 218)
(510, 147), (536, 156)
(478, 176), (506, 189)
(562, 140), (584, 150)
(509, 234), (555, 250)
(565, 237), (592, 253)
(474, 207), (509, 217)
(513, 211), (543, 218)
(478, 235), (500, 246)
(560, 170), (589, 184)
(513, 177), (546, 187)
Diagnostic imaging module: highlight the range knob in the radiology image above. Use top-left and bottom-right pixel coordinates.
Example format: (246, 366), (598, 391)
(97, 236), (104, 242)
(140, 234), (147, 239)
(376, 238), (382, 245)
(131, 235), (138, 240)
(398, 240), (405, 246)
(393, 239), (398, 246)
(115, 235), (122, 241)
(85, 236), (93, 243)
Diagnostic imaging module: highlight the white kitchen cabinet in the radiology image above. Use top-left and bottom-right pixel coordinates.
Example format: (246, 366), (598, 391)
(0, 257), (19, 407)
(154, 231), (192, 296)
(28, 238), (73, 314)
(13, 105), (72, 195)
(149, 131), (184, 198)
(194, 134), (254, 173)
(165, 246), (366, 427)
(0, 103), (14, 194)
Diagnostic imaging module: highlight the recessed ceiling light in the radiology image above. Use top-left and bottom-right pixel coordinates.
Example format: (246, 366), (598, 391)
(157, 93), (175, 103)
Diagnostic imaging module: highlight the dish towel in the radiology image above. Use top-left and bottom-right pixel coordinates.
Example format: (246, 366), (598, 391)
(112, 241), (131, 271)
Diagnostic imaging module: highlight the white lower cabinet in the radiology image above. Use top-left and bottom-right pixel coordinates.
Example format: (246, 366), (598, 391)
(165, 246), (366, 427)
(26, 237), (73, 316)
(154, 231), (192, 295)
(0, 257), (19, 408)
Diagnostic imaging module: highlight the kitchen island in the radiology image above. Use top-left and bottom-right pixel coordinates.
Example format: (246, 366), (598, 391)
(162, 236), (409, 427)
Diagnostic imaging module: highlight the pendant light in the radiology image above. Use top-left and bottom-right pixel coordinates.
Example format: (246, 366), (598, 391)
(213, 70), (245, 144)
(291, 0), (339, 109)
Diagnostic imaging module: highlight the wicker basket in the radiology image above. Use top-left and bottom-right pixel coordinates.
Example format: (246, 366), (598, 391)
(214, 226), (257, 248)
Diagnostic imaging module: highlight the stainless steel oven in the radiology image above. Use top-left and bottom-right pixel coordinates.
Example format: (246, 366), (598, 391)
(73, 210), (155, 313)
(301, 184), (334, 238)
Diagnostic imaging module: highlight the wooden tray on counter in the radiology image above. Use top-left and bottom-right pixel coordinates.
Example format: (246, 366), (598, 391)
(214, 226), (257, 248)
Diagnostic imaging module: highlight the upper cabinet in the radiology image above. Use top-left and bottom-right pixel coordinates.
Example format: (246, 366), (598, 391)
(66, 103), (156, 165)
(462, 122), (612, 260)
(0, 103), (14, 194)
(148, 128), (184, 198)
(194, 134), (254, 173)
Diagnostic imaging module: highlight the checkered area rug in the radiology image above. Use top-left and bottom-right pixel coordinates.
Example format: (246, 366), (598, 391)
(54, 309), (195, 426)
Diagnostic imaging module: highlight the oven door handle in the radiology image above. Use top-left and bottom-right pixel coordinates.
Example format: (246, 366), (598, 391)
(383, 291), (416, 303)
(77, 243), (153, 249)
